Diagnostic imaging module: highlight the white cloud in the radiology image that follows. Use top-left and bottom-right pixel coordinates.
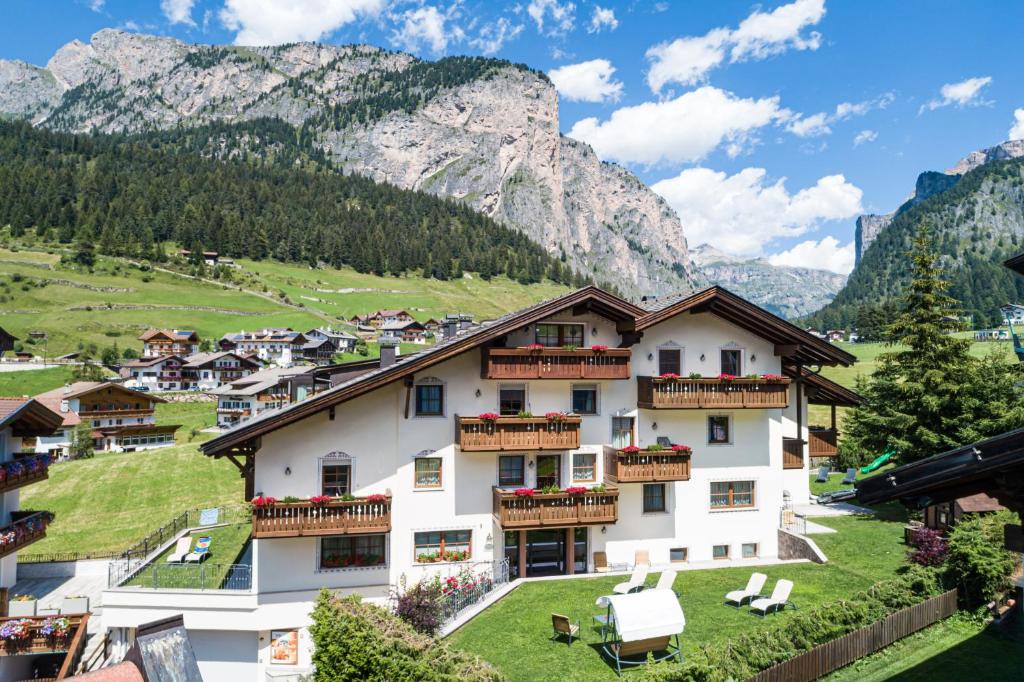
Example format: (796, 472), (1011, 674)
(588, 6), (618, 33)
(161, 0), (197, 26)
(853, 129), (877, 146)
(548, 59), (622, 103)
(391, 5), (461, 54)
(768, 236), (854, 274)
(89, 0), (105, 11)
(469, 17), (523, 55)
(921, 76), (992, 112)
(651, 167), (862, 257)
(527, 0), (576, 35)
(645, 0), (824, 92)
(1008, 108), (1024, 141)
(568, 86), (788, 166)
(787, 112), (830, 137)
(786, 92), (894, 138)
(219, 0), (385, 45)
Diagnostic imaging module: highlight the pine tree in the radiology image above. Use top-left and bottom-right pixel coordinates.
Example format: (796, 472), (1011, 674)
(842, 225), (1024, 464)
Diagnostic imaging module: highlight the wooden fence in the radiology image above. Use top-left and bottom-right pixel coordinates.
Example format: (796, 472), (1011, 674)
(748, 589), (958, 682)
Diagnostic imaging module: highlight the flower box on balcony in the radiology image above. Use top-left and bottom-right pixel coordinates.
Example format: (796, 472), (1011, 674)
(492, 486), (619, 529)
(251, 495), (392, 539)
(457, 415), (582, 451)
(637, 376), (790, 409)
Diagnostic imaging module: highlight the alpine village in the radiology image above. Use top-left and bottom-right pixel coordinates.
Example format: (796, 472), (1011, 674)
(0, 3), (1023, 681)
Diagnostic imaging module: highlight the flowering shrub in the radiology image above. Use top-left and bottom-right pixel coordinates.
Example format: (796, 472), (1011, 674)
(0, 619), (33, 641)
(564, 486), (589, 495)
(671, 444), (693, 454)
(659, 372), (680, 380)
(393, 578), (444, 635)
(442, 568), (493, 597)
(544, 411), (569, 422)
(620, 445), (641, 453)
(908, 527), (948, 567)
(365, 494), (388, 503)
(308, 495), (332, 505)
(40, 617), (70, 639)
(249, 496), (278, 508)
(513, 488), (535, 497)
(761, 374), (786, 382)
(478, 412), (500, 422)
(718, 373), (737, 381)
(591, 344), (609, 352)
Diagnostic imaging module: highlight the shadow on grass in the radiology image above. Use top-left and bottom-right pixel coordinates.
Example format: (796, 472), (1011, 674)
(583, 641), (682, 677)
(886, 623), (1024, 680)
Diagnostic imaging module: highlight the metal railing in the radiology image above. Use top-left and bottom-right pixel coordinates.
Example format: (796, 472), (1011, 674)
(439, 559), (511, 625)
(125, 563), (252, 591)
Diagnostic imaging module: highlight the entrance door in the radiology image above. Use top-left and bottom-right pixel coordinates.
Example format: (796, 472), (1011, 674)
(536, 455), (561, 489)
(526, 529), (565, 576)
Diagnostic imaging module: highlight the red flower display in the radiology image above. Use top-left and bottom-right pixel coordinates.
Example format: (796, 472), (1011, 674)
(659, 372), (680, 380)
(545, 411), (568, 421)
(564, 486), (589, 495)
(761, 374), (785, 381)
(591, 344), (608, 352)
(478, 412), (500, 421)
(513, 488), (535, 497)
(365, 494), (388, 503)
(250, 496), (278, 507)
(671, 444), (693, 454)
(718, 373), (736, 381)
(524, 343), (545, 351)
(620, 445), (641, 453)
(309, 495), (332, 505)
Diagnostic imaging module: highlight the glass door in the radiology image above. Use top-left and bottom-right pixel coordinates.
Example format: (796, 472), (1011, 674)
(535, 454), (561, 489)
(612, 417), (635, 449)
(526, 529), (565, 576)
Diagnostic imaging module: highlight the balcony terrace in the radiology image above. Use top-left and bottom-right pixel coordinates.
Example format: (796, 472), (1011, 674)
(604, 449), (691, 483)
(0, 512), (52, 560)
(492, 487), (618, 529)
(809, 427), (839, 458)
(0, 613), (90, 679)
(456, 415), (581, 452)
(484, 347), (631, 380)
(0, 456), (49, 495)
(251, 496), (391, 539)
(637, 376), (790, 409)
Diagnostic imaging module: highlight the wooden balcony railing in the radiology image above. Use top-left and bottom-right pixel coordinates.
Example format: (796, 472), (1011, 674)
(605, 450), (691, 483)
(492, 487), (618, 529)
(252, 497), (391, 538)
(0, 613), (89, 666)
(809, 428), (839, 457)
(782, 437), (805, 469)
(0, 458), (49, 496)
(457, 416), (581, 451)
(484, 347), (631, 380)
(0, 512), (51, 560)
(637, 377), (790, 409)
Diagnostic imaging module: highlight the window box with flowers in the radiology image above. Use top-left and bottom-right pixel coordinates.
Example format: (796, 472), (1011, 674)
(252, 494), (391, 538)
(457, 414), (581, 451)
(612, 443), (692, 483)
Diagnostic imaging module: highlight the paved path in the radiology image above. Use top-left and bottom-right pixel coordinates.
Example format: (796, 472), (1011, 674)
(796, 500), (877, 517)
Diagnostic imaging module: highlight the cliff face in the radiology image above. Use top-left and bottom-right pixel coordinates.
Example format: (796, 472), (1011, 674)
(0, 29), (702, 298)
(690, 244), (846, 319)
(948, 139), (1024, 175)
(854, 214), (892, 267)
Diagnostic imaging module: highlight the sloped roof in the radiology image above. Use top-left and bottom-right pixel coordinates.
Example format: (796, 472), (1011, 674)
(121, 355), (185, 368)
(956, 492), (1005, 513)
(182, 351), (261, 369)
(380, 320), (425, 331)
(0, 397), (63, 435)
(785, 366), (864, 407)
(138, 329), (198, 342)
(211, 366), (313, 397)
(37, 382), (167, 403)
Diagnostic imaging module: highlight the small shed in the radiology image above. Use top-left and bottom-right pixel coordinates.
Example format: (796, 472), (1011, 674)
(924, 492), (1005, 532)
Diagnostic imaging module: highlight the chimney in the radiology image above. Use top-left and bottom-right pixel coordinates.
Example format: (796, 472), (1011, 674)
(380, 342), (398, 368)
(442, 321), (457, 340)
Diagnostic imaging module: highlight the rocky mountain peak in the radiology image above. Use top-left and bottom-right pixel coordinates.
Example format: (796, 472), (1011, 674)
(947, 139), (1024, 175)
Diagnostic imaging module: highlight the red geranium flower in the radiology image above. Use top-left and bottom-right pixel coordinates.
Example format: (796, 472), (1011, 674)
(671, 444), (693, 454)
(564, 486), (588, 495)
(513, 488), (535, 497)
(478, 412), (500, 421)
(660, 372), (680, 380)
(620, 445), (641, 453)
(366, 494), (388, 503)
(591, 344), (608, 352)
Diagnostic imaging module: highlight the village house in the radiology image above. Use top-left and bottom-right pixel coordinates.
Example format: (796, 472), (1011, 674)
(119, 354), (187, 391)
(423, 318), (441, 334)
(98, 285), (858, 680)
(211, 366), (322, 429)
(923, 493), (1005, 533)
(378, 320), (427, 344)
(361, 309), (414, 328)
(138, 329), (201, 358)
(305, 327), (358, 354)
(179, 249), (220, 266)
(219, 329), (307, 367)
(301, 337), (338, 365)
(1000, 303), (1024, 322)
(0, 327), (15, 358)
(33, 382), (179, 454)
(182, 351), (263, 391)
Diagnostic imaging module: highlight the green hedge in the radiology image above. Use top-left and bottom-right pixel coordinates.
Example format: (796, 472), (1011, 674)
(643, 566), (945, 682)
(945, 509), (1019, 608)
(309, 591), (503, 682)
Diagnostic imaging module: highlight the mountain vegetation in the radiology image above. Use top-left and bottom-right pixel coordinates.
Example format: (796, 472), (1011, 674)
(0, 120), (592, 288)
(806, 157), (1024, 330)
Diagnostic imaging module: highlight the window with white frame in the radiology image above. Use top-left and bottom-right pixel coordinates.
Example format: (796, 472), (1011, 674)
(572, 452), (596, 482)
(319, 534), (387, 570)
(741, 543), (758, 558)
(710, 480), (755, 509)
(321, 455), (352, 496)
(414, 457), (442, 489)
(414, 530), (471, 562)
(571, 384), (598, 415)
(713, 544), (730, 560)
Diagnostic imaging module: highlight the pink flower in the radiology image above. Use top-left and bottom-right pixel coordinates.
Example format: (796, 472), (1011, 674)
(591, 345), (608, 352)
(250, 496), (277, 507)
(671, 444), (693, 454)
(478, 412), (500, 421)
(366, 494), (388, 503)
(513, 488), (535, 497)
(564, 486), (588, 495)
(620, 445), (641, 453)
(761, 374), (785, 381)
(309, 495), (332, 505)
(718, 373), (736, 381)
(545, 411), (568, 421)
(659, 372), (680, 380)
(523, 343), (545, 351)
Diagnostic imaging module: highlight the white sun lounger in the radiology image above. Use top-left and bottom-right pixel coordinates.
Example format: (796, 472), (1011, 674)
(724, 572), (767, 607)
(749, 579), (795, 616)
(612, 564), (649, 594)
(165, 537), (193, 563)
(655, 570), (677, 594)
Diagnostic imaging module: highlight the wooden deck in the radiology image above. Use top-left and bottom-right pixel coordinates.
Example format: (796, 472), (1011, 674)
(809, 428), (838, 457)
(252, 497), (391, 538)
(484, 347), (631, 380)
(0, 512), (50, 560)
(605, 450), (691, 483)
(783, 437), (805, 469)
(0, 612), (89, 678)
(457, 416), (582, 451)
(637, 377), (790, 409)
(492, 487), (618, 528)
(0, 465), (48, 496)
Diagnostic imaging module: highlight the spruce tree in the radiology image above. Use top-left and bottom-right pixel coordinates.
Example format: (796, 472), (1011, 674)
(843, 225), (1024, 464)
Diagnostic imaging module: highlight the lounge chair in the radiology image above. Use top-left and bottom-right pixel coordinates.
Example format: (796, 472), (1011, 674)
(633, 549), (650, 567)
(551, 613), (580, 646)
(184, 536), (211, 563)
(841, 468), (857, 485)
(593, 551), (610, 573)
(166, 537), (193, 563)
(815, 466), (830, 483)
(655, 570), (678, 595)
(724, 572), (767, 607)
(749, 579), (795, 616)
(612, 564), (649, 594)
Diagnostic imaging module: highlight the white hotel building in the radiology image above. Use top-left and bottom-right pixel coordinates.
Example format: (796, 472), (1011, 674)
(100, 286), (858, 680)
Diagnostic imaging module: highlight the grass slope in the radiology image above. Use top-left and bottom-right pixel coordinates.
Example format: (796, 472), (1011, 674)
(0, 366), (79, 396)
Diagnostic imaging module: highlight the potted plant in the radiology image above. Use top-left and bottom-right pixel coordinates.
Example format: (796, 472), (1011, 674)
(620, 445), (641, 454)
(516, 410), (533, 419)
(7, 595), (36, 617)
(478, 412), (499, 422)
(40, 616), (71, 640)
(513, 488), (535, 497)
(718, 373), (736, 381)
(524, 343), (544, 352)
(544, 411), (568, 422)
(60, 595), (89, 614)
(761, 373), (786, 383)
(365, 493), (388, 503)
(562, 344), (579, 352)
(646, 443), (665, 452)
(540, 483), (561, 494)
(308, 495), (332, 506)
(659, 372), (680, 381)
(564, 486), (588, 495)
(0, 618), (34, 647)
(249, 496), (278, 510)
(688, 372), (703, 379)
(671, 444), (693, 455)
(590, 483), (607, 493)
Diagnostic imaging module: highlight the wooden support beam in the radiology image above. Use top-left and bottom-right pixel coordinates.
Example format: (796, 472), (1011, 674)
(518, 530), (527, 580)
(830, 404), (837, 431)
(565, 528), (575, 575)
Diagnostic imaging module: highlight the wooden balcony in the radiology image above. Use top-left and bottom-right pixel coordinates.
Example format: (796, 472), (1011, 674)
(605, 450), (691, 483)
(0, 613), (89, 666)
(0, 460), (48, 496)
(252, 497), (391, 538)
(637, 376), (790, 409)
(809, 428), (839, 457)
(492, 487), (618, 529)
(782, 437), (805, 469)
(457, 416), (581, 451)
(484, 347), (631, 380)
(0, 512), (51, 560)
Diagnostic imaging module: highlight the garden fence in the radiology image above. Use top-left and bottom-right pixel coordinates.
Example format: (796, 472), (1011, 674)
(439, 559), (511, 626)
(126, 563), (252, 591)
(747, 588), (959, 682)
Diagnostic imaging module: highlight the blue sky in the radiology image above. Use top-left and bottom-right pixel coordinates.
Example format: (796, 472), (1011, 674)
(4, 0), (1024, 273)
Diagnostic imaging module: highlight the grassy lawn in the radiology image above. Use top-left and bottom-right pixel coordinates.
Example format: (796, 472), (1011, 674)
(123, 522), (252, 588)
(0, 365), (81, 396)
(448, 501), (912, 681)
(824, 616), (1024, 681)
(156, 400), (218, 443)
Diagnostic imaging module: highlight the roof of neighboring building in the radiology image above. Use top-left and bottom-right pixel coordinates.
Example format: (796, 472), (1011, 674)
(138, 329), (198, 342)
(786, 366), (864, 407)
(37, 381), (168, 404)
(1004, 252), (1024, 276)
(302, 338), (336, 350)
(379, 320), (426, 331)
(956, 492), (1005, 513)
(181, 351), (261, 369)
(375, 309), (411, 317)
(0, 397), (64, 435)
(120, 355), (185, 368)
(211, 366), (313, 397)
(308, 327), (358, 340)
(68, 662), (146, 681)
(220, 329), (306, 344)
